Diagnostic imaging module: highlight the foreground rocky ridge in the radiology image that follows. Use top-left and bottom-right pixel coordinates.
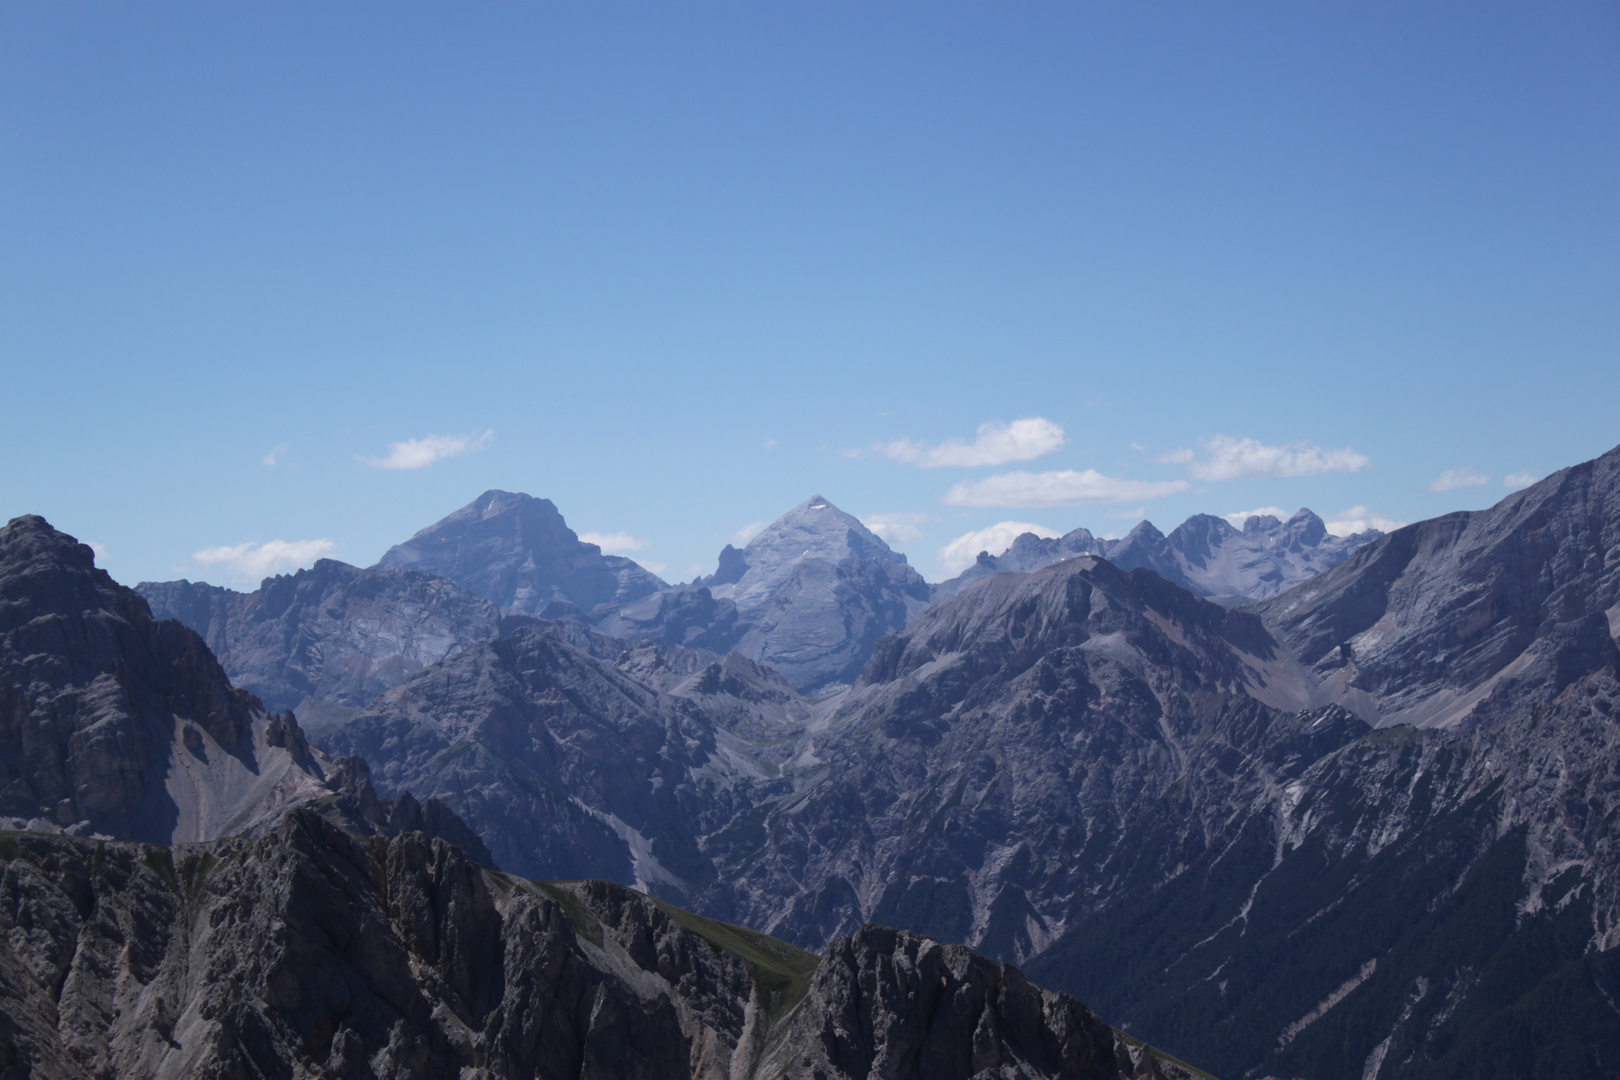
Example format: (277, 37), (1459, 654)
(0, 809), (1203, 1080)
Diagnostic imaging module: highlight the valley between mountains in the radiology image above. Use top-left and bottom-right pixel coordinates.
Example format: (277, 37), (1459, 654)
(5, 443), (1619, 1080)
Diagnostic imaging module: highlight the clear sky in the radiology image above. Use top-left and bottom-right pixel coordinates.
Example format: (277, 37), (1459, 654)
(4, 2), (1618, 587)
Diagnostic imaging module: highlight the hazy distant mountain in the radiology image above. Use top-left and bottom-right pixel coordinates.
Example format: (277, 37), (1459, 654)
(597, 496), (931, 694)
(138, 559), (509, 723)
(938, 508), (1379, 602)
(374, 489), (667, 617)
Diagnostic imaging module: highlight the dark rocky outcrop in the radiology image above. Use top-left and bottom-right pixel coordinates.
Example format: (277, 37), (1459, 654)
(939, 509), (1378, 602)
(0, 515), (332, 842)
(374, 489), (667, 617)
(138, 558), (507, 718)
(0, 809), (1203, 1080)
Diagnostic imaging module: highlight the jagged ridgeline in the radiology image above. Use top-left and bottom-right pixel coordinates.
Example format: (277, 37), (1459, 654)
(0, 812), (1207, 1080)
(12, 439), (1620, 1080)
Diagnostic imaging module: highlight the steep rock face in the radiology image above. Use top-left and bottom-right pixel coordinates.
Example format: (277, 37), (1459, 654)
(0, 516), (332, 842)
(137, 559), (506, 716)
(939, 509), (1378, 602)
(611, 496), (932, 694)
(0, 810), (1203, 1080)
(322, 622), (752, 894)
(374, 490), (666, 617)
(698, 556), (1344, 957)
(1253, 445), (1620, 728)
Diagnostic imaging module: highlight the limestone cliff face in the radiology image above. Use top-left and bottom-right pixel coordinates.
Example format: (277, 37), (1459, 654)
(138, 559), (507, 716)
(0, 810), (1202, 1080)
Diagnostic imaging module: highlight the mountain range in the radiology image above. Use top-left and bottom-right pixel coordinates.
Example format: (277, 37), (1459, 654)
(13, 440), (1620, 1078)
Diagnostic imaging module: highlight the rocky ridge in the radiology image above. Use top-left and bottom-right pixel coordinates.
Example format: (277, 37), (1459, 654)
(0, 808), (1203, 1080)
(939, 508), (1379, 602)
(137, 559), (508, 725)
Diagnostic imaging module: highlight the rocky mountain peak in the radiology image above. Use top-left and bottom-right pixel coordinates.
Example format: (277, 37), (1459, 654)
(731, 495), (908, 585)
(374, 490), (666, 617)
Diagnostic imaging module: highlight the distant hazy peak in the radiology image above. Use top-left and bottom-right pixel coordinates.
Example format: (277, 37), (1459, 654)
(740, 494), (908, 569)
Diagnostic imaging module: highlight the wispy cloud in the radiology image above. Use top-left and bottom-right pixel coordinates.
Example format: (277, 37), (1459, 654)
(937, 522), (1059, 575)
(874, 417), (1066, 469)
(362, 430), (493, 470)
(1503, 470), (1539, 489)
(1164, 435), (1370, 481)
(732, 521), (769, 547)
(860, 512), (927, 545)
(763, 439), (779, 451)
(1223, 506), (1289, 528)
(578, 531), (652, 554)
(262, 444), (289, 466)
(943, 470), (1188, 508)
(1104, 506), (1147, 520)
(1428, 467), (1489, 492)
(1323, 507), (1403, 537)
(88, 541), (108, 563)
(193, 538), (338, 586)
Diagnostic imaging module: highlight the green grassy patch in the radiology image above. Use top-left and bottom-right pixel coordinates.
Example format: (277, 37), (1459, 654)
(649, 897), (821, 1021)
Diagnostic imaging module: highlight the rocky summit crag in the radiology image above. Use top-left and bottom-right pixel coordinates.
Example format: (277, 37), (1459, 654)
(374, 489), (667, 619)
(939, 508), (1379, 603)
(599, 495), (932, 694)
(0, 808), (1204, 1080)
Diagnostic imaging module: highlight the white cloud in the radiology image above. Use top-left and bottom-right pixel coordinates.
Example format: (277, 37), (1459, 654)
(1104, 506), (1147, 520)
(732, 521), (768, 547)
(937, 522), (1060, 575)
(860, 512), (927, 545)
(1323, 507), (1404, 537)
(1168, 434), (1370, 481)
(1503, 470), (1539, 489)
(88, 541), (108, 563)
(942, 469), (1189, 508)
(763, 439), (778, 451)
(639, 560), (668, 575)
(875, 417), (1066, 469)
(361, 429), (493, 470)
(578, 531), (651, 553)
(1428, 467), (1489, 492)
(262, 444), (288, 466)
(1223, 506), (1289, 528)
(193, 538), (338, 586)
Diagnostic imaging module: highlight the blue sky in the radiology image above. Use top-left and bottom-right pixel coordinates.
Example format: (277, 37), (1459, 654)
(3, 2), (1617, 586)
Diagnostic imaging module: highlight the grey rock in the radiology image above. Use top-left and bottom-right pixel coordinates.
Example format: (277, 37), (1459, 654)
(610, 496), (932, 694)
(0, 809), (1204, 1080)
(138, 558), (507, 715)
(375, 489), (667, 617)
(938, 509), (1379, 602)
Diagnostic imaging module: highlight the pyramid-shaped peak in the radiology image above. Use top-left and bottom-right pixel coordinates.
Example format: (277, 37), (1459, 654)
(740, 495), (904, 567)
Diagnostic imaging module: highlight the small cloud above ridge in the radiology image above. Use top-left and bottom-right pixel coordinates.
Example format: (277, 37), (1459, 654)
(193, 538), (338, 586)
(578, 531), (651, 554)
(937, 521), (1060, 575)
(1503, 471), (1539, 489)
(1428, 467), (1490, 492)
(874, 417), (1065, 469)
(1223, 506), (1290, 528)
(732, 521), (769, 547)
(362, 430), (493, 470)
(1323, 506), (1404, 537)
(943, 469), (1189, 508)
(860, 512), (927, 545)
(1164, 435), (1369, 481)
